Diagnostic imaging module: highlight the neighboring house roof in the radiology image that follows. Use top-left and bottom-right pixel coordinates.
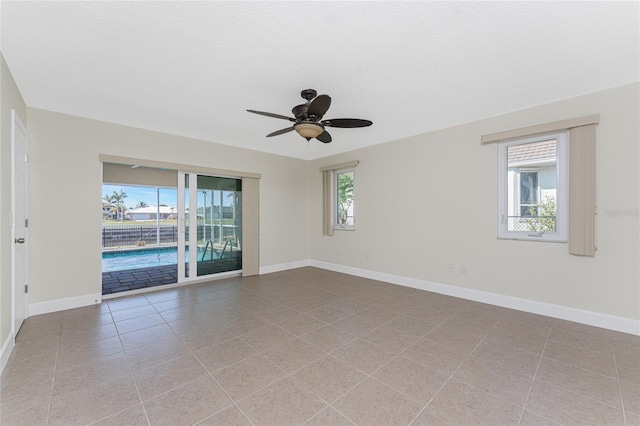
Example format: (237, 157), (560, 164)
(128, 206), (176, 215)
(508, 139), (556, 164)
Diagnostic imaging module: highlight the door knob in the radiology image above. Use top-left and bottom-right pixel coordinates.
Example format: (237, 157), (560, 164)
(14, 238), (25, 244)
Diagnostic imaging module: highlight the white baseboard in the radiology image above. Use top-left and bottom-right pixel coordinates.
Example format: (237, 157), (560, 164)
(260, 259), (311, 275)
(21, 261), (639, 336)
(310, 260), (640, 336)
(29, 293), (102, 317)
(28, 262), (308, 314)
(1, 332), (15, 374)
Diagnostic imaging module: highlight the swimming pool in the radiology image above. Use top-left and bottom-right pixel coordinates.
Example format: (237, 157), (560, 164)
(102, 246), (210, 272)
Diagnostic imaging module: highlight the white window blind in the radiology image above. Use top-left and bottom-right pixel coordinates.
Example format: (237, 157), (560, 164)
(241, 177), (260, 276)
(568, 125), (597, 256)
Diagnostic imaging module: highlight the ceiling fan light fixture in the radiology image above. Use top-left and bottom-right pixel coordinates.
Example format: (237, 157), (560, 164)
(294, 122), (324, 140)
(248, 89), (372, 144)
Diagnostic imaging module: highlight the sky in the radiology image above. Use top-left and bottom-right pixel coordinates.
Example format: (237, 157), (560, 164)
(102, 184), (177, 208)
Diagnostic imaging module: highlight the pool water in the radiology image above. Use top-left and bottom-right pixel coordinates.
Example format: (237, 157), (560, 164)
(102, 246), (211, 272)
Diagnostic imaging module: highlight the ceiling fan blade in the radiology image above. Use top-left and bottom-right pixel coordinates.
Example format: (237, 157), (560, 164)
(247, 110), (296, 122)
(307, 95), (331, 119)
(316, 130), (332, 143)
(322, 118), (373, 128)
(266, 127), (295, 137)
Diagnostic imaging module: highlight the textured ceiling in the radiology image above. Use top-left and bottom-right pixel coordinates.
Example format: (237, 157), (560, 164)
(1, 1), (638, 160)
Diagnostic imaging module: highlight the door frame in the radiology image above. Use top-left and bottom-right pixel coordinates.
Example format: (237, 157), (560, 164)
(98, 155), (260, 292)
(178, 171), (244, 282)
(11, 109), (29, 336)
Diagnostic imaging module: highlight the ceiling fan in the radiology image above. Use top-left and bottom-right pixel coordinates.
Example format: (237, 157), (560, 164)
(247, 89), (373, 143)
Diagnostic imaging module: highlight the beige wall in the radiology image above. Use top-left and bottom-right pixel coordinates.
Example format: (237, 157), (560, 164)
(0, 54), (27, 346)
(310, 83), (639, 321)
(13, 82), (640, 328)
(26, 108), (309, 304)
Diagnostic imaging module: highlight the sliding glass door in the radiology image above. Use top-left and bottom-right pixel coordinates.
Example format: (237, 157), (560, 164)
(178, 172), (242, 281)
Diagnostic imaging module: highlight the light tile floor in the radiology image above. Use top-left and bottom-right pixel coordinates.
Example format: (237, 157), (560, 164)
(1, 267), (639, 425)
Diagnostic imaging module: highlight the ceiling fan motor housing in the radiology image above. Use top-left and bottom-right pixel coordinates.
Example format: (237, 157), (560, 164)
(292, 104), (308, 120)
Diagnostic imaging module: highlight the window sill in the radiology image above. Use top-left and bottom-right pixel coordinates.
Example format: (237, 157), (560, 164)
(498, 235), (567, 243)
(334, 227), (355, 232)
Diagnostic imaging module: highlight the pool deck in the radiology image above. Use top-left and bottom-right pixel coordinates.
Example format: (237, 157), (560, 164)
(102, 265), (177, 295)
(101, 256), (242, 295)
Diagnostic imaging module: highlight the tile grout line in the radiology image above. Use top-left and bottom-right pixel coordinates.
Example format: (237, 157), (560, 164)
(610, 334), (628, 426)
(318, 313), (463, 425)
(333, 303), (488, 423)
(123, 306), (249, 425)
(49, 306), (145, 426)
(112, 299), (153, 426)
(532, 375), (627, 412)
(85, 404), (148, 426)
(516, 324), (552, 425)
(299, 406), (357, 426)
(44, 321), (62, 426)
(231, 337), (330, 425)
(405, 310), (507, 426)
(183, 328), (257, 426)
(139, 296), (233, 426)
(226, 305), (400, 424)
(527, 328), (629, 417)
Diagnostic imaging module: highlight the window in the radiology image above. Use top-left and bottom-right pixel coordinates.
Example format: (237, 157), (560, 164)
(321, 160), (359, 236)
(498, 131), (568, 241)
(483, 115), (598, 254)
(334, 168), (355, 230)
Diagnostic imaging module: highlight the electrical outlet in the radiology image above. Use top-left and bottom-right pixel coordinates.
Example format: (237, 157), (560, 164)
(448, 263), (455, 273)
(365, 253), (371, 261)
(460, 265), (468, 274)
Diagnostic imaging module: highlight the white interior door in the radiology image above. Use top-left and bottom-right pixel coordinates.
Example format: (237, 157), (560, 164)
(11, 110), (28, 335)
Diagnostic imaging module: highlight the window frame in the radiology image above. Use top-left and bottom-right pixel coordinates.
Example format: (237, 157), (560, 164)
(334, 167), (356, 231)
(497, 131), (568, 242)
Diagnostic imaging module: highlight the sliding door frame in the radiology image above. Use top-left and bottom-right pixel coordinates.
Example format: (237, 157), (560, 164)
(100, 155), (261, 287)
